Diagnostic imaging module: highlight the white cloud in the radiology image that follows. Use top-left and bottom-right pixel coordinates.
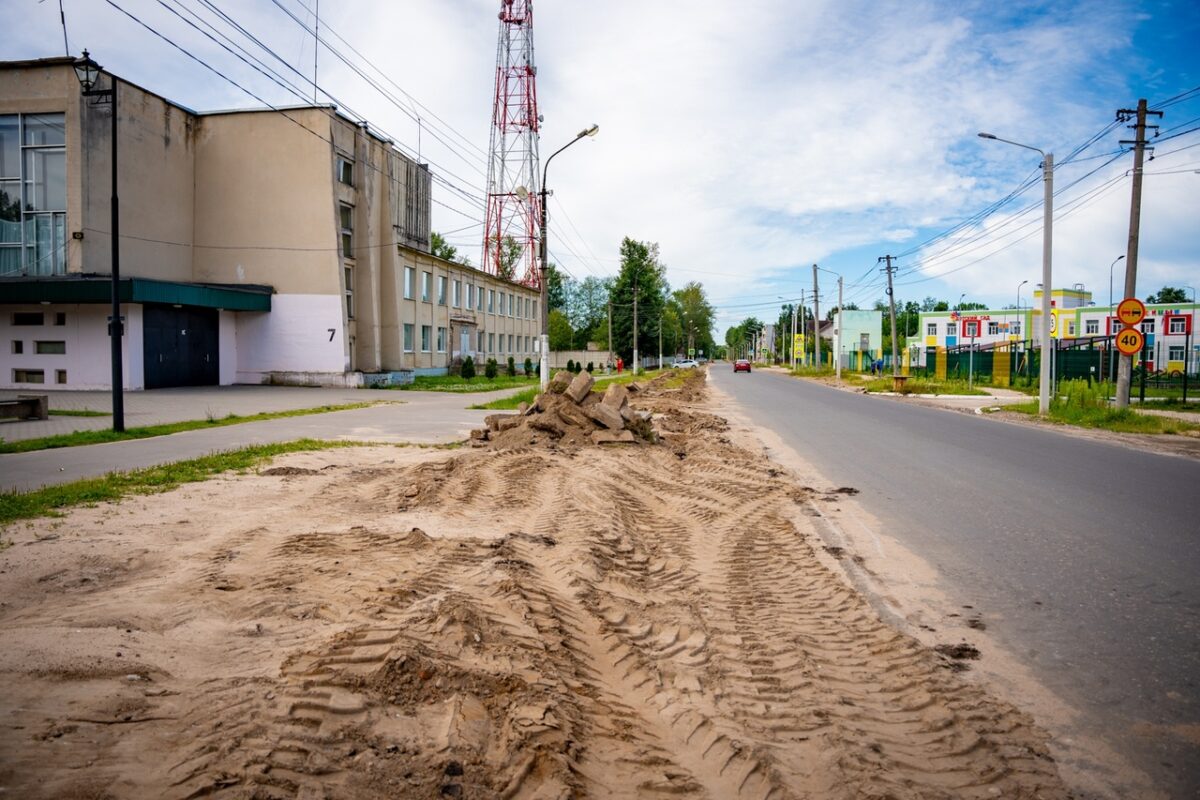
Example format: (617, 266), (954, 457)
(4, 0), (1195, 333)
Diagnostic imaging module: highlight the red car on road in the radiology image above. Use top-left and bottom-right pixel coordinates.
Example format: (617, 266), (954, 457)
(733, 359), (751, 373)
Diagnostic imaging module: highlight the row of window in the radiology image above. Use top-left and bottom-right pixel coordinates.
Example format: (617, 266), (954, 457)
(10, 311), (67, 326)
(11, 340), (65, 354)
(400, 266), (534, 318)
(399, 323), (532, 356)
(11, 368), (67, 384)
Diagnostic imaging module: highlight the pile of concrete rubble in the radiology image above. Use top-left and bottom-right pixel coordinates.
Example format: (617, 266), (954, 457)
(471, 370), (655, 448)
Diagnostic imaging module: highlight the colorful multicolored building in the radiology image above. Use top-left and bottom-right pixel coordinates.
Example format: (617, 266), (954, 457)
(916, 287), (1197, 375)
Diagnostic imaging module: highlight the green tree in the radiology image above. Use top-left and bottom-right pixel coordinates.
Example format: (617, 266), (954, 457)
(431, 231), (471, 266)
(568, 275), (614, 349)
(548, 308), (574, 350)
(1147, 286), (1189, 304)
(460, 356), (475, 379)
(609, 238), (668, 366)
(495, 235), (523, 281)
(672, 281), (716, 358)
(546, 263), (569, 313)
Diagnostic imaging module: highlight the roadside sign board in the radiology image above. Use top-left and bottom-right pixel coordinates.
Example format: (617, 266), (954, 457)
(1117, 298), (1147, 327)
(1115, 326), (1144, 356)
(688, 348), (695, 357)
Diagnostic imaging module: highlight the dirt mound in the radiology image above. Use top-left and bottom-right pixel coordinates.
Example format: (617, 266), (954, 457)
(474, 369), (702, 449)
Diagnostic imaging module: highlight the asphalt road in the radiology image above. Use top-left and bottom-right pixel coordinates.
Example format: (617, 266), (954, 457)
(711, 367), (1200, 798)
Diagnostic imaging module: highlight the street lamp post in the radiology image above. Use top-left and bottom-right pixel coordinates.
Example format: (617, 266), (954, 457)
(74, 50), (124, 432)
(1107, 255), (1125, 382)
(980, 132), (1054, 414)
(532, 124), (598, 391)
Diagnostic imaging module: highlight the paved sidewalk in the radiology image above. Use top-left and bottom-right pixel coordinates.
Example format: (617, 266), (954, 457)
(0, 386), (519, 493)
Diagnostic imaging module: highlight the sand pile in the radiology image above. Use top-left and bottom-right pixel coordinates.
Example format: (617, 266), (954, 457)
(473, 369), (658, 448)
(0, 370), (1070, 799)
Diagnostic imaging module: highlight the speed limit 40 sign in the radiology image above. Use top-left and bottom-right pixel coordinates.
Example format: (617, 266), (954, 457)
(1115, 326), (1144, 356)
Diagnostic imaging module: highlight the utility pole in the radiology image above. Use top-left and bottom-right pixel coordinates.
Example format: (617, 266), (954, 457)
(836, 275), (844, 380)
(812, 264), (821, 368)
(632, 281), (639, 375)
(658, 317), (663, 370)
(880, 255), (900, 378)
(790, 302), (797, 371)
(1114, 98), (1162, 407)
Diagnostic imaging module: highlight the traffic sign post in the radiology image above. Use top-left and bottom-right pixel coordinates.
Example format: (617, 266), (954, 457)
(1115, 326), (1144, 356)
(1117, 297), (1147, 327)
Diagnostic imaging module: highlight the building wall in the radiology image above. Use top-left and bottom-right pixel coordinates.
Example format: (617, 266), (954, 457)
(2, 303), (141, 390)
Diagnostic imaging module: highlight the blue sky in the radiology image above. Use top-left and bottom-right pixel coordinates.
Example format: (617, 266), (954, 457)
(3, 0), (1197, 331)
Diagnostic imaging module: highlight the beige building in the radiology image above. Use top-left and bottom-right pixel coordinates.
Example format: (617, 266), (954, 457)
(1, 56), (539, 390)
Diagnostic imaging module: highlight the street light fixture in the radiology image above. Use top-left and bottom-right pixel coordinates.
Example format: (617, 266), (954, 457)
(74, 50), (125, 432)
(524, 124), (598, 391)
(979, 131), (1054, 415)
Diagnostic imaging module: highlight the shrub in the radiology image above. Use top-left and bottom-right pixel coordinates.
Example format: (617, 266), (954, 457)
(567, 359), (576, 372)
(485, 358), (498, 380)
(506, 356), (516, 377)
(460, 356), (476, 380)
(587, 361), (594, 373)
(524, 357), (533, 376)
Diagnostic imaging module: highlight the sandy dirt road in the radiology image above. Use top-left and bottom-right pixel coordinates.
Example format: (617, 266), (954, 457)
(0, 374), (1069, 799)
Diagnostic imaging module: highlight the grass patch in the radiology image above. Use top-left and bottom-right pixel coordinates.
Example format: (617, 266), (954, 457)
(1137, 398), (1200, 414)
(1007, 379), (1200, 434)
(788, 365), (838, 378)
(0, 403), (379, 454)
(49, 409), (111, 417)
(383, 374), (538, 393)
(861, 377), (988, 395)
(0, 438), (363, 527)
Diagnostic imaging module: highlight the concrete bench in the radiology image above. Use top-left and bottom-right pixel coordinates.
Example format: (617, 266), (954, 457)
(0, 394), (49, 421)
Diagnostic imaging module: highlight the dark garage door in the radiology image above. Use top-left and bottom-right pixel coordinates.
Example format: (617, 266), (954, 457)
(143, 305), (219, 389)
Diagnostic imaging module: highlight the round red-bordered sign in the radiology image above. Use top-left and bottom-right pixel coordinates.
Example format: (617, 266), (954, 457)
(1117, 298), (1147, 327)
(1115, 326), (1144, 356)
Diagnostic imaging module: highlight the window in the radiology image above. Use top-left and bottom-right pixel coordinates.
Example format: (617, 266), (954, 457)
(478, 330), (485, 352)
(488, 289), (495, 313)
(1086, 319), (1099, 335)
(55, 369), (66, 384)
(437, 326), (447, 352)
(403, 323), (414, 352)
(468, 284), (476, 309)
(508, 334), (514, 352)
(344, 266), (354, 318)
(477, 285), (485, 311)
(1, 113), (67, 277)
(12, 368), (44, 383)
(510, 294), (516, 317)
(525, 335), (531, 352)
(1169, 345), (1185, 361)
(500, 292), (506, 316)
(987, 321), (999, 335)
(489, 332), (495, 352)
(422, 271), (431, 302)
(54, 312), (65, 325)
(339, 204), (354, 258)
(438, 275), (447, 305)
(526, 298), (531, 318)
(34, 340), (65, 354)
(926, 323), (937, 336)
(11, 340), (22, 354)
(404, 266), (414, 299)
(964, 321), (979, 337)
(336, 155), (354, 186)
(12, 312), (43, 326)
(1011, 321), (1021, 335)
(1169, 317), (1187, 334)
(453, 279), (461, 307)
(421, 325), (432, 352)
(1141, 318), (1155, 333)
(946, 322), (956, 336)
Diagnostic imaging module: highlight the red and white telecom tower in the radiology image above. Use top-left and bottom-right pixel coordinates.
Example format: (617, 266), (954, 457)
(482, 0), (541, 288)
